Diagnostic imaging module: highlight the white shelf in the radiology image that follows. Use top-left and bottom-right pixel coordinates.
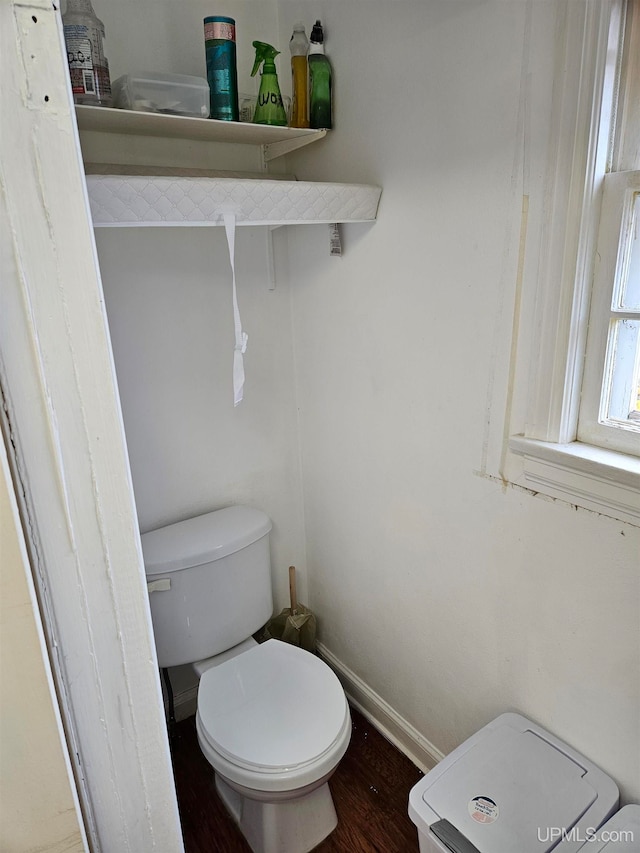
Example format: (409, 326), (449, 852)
(86, 174), (382, 228)
(76, 106), (382, 229)
(75, 105), (327, 161)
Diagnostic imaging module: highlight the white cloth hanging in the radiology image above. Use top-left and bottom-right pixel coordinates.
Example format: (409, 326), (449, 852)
(223, 212), (248, 406)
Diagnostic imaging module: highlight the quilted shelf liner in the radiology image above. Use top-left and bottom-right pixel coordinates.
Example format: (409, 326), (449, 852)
(86, 174), (382, 227)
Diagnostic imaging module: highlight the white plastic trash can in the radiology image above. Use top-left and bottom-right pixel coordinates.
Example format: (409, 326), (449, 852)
(576, 804), (640, 851)
(408, 713), (619, 853)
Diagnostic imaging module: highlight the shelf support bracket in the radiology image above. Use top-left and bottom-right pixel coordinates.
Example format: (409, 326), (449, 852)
(262, 129), (327, 162)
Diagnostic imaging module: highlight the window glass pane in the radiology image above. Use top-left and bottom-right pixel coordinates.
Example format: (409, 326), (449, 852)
(602, 318), (640, 424)
(615, 191), (640, 310)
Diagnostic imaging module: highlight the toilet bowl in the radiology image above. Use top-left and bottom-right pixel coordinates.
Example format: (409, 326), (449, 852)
(195, 639), (351, 853)
(141, 506), (351, 853)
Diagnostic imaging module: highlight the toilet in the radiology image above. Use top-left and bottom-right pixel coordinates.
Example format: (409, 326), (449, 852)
(141, 505), (351, 853)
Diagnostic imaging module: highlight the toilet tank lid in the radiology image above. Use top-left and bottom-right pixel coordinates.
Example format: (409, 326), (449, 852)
(141, 506), (272, 577)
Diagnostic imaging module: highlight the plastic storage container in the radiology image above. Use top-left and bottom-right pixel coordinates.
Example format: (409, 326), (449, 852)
(408, 713), (619, 853)
(112, 72), (209, 117)
(576, 805), (640, 850)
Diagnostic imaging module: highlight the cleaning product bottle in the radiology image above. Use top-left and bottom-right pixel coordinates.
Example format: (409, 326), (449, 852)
(289, 23), (309, 128)
(251, 41), (287, 126)
(308, 20), (332, 129)
(204, 16), (239, 121)
(62, 0), (112, 106)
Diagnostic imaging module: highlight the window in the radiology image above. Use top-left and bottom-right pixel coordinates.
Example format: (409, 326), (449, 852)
(579, 0), (640, 457)
(506, 0), (640, 526)
(579, 171), (640, 454)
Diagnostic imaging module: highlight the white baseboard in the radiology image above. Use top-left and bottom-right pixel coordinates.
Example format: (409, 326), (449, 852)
(317, 642), (444, 774)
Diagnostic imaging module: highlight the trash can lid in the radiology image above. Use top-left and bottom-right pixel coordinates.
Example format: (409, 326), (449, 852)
(584, 804), (640, 851)
(408, 713), (619, 853)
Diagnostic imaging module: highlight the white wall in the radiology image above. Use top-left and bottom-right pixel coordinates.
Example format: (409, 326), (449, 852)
(95, 225), (307, 608)
(92, 0), (640, 803)
(279, 0), (640, 802)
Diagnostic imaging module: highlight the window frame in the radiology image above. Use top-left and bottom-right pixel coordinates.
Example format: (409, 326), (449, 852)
(506, 0), (640, 527)
(578, 169), (640, 454)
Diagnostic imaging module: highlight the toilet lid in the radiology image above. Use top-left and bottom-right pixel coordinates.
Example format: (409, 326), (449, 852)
(197, 640), (348, 772)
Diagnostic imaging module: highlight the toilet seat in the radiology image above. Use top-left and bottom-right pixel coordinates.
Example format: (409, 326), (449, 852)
(196, 639), (351, 792)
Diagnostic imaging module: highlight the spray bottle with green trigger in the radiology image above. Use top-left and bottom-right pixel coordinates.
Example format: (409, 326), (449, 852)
(251, 41), (287, 126)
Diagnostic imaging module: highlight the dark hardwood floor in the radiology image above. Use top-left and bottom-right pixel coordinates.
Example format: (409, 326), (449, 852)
(171, 705), (424, 852)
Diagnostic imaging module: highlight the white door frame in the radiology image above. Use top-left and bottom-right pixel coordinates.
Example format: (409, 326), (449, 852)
(0, 2), (184, 850)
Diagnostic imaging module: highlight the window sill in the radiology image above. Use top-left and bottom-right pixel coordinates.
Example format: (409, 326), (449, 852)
(508, 435), (640, 526)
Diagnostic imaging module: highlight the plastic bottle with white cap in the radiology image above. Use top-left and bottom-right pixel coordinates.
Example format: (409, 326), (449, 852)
(62, 0), (112, 106)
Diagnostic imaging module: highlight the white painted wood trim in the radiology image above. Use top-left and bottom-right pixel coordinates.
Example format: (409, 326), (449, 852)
(525, 0), (623, 443)
(317, 642), (444, 774)
(499, 1), (640, 525)
(0, 4), (184, 850)
(509, 435), (640, 525)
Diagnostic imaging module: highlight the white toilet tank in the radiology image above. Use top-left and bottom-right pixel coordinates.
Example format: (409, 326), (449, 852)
(141, 506), (273, 668)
